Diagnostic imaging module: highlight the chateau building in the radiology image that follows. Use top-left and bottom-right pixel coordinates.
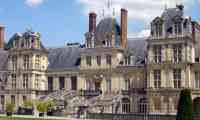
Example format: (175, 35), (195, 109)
(0, 3), (200, 119)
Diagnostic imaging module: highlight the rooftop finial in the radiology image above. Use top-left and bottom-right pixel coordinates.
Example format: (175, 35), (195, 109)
(164, 4), (167, 10)
(107, 0), (111, 9)
(25, 26), (33, 33)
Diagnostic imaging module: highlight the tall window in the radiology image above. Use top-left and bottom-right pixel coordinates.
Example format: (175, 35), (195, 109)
(71, 76), (77, 90)
(12, 56), (17, 70)
(173, 69), (181, 88)
(23, 96), (27, 103)
(139, 98), (147, 113)
(173, 45), (182, 63)
(106, 55), (112, 65)
(86, 80), (92, 90)
(125, 56), (131, 65)
(122, 98), (131, 114)
(35, 55), (41, 69)
(153, 45), (162, 63)
(11, 74), (16, 89)
(48, 77), (53, 91)
(106, 78), (112, 92)
(96, 56), (101, 66)
(59, 77), (65, 90)
(195, 72), (200, 89)
(23, 55), (29, 69)
(35, 74), (40, 89)
(155, 23), (163, 37)
(174, 22), (182, 35)
(0, 95), (4, 110)
(124, 79), (130, 90)
(23, 74), (28, 89)
(11, 95), (15, 104)
(154, 70), (161, 88)
(86, 56), (92, 66)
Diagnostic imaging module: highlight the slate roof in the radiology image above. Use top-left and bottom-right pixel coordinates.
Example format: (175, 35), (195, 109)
(95, 17), (121, 47)
(47, 45), (81, 69)
(126, 38), (147, 65)
(0, 49), (8, 71)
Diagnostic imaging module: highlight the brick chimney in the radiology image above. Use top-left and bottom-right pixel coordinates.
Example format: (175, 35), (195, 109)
(89, 12), (97, 33)
(120, 8), (128, 48)
(0, 26), (4, 49)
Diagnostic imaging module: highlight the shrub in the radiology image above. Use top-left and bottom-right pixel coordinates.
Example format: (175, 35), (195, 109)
(176, 89), (195, 120)
(36, 101), (47, 113)
(23, 100), (33, 109)
(6, 102), (15, 113)
(46, 100), (56, 112)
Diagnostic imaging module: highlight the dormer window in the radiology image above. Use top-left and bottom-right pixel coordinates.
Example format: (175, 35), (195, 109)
(155, 23), (163, 37)
(174, 21), (182, 35)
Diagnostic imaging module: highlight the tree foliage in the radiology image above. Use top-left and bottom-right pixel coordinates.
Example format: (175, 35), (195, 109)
(176, 89), (195, 120)
(6, 102), (15, 113)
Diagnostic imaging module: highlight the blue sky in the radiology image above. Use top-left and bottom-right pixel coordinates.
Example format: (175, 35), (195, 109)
(0, 0), (200, 47)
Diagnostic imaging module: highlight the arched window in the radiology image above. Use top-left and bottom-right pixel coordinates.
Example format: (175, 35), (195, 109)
(122, 98), (131, 113)
(151, 17), (163, 37)
(138, 98), (147, 113)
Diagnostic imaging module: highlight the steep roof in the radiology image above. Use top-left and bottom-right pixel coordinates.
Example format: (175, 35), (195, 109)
(126, 38), (147, 63)
(48, 46), (81, 70)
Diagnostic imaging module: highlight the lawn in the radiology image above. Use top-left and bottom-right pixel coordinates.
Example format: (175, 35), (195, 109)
(0, 116), (64, 120)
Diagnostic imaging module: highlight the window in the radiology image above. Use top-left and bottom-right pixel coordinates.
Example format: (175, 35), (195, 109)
(139, 98), (147, 113)
(106, 78), (112, 92)
(86, 80), (92, 90)
(11, 95), (15, 104)
(35, 55), (41, 69)
(96, 56), (101, 66)
(153, 45), (162, 63)
(23, 96), (27, 102)
(195, 72), (200, 89)
(86, 56), (92, 66)
(35, 74), (40, 89)
(23, 55), (29, 69)
(154, 70), (161, 88)
(124, 79), (130, 90)
(71, 76), (77, 90)
(173, 45), (182, 63)
(154, 96), (161, 111)
(125, 56), (131, 65)
(48, 77), (53, 91)
(11, 74), (16, 89)
(173, 69), (181, 88)
(106, 55), (112, 65)
(122, 98), (131, 114)
(174, 22), (182, 35)
(23, 74), (28, 89)
(12, 56), (17, 70)
(155, 23), (163, 37)
(0, 95), (4, 110)
(59, 77), (65, 90)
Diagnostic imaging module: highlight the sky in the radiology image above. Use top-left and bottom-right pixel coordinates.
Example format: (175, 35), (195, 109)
(0, 0), (200, 47)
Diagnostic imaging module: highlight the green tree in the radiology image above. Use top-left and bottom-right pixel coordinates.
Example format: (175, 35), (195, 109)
(5, 102), (15, 116)
(23, 100), (33, 109)
(46, 100), (56, 112)
(36, 101), (47, 113)
(176, 89), (195, 120)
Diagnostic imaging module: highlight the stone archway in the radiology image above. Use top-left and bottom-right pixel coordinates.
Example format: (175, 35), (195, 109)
(193, 97), (200, 120)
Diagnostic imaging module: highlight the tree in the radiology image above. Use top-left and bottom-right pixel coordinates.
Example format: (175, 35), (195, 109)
(46, 100), (56, 112)
(176, 89), (195, 120)
(5, 102), (15, 116)
(23, 100), (33, 109)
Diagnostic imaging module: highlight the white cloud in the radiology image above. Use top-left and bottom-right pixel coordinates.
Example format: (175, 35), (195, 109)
(25, 0), (44, 7)
(128, 29), (150, 38)
(76, 0), (194, 21)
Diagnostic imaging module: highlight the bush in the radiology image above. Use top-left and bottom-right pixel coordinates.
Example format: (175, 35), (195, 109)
(46, 100), (56, 112)
(6, 102), (15, 114)
(176, 89), (195, 120)
(23, 100), (33, 109)
(36, 101), (47, 113)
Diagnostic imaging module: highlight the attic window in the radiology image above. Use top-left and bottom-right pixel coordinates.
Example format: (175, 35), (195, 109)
(154, 23), (163, 37)
(174, 21), (182, 35)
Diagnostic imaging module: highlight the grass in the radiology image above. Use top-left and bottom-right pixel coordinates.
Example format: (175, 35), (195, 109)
(0, 116), (64, 120)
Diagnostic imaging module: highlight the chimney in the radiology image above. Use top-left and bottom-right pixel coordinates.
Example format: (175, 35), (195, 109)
(120, 8), (128, 48)
(0, 26), (4, 49)
(89, 12), (97, 33)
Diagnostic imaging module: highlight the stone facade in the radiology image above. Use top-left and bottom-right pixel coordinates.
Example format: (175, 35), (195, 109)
(0, 4), (200, 119)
